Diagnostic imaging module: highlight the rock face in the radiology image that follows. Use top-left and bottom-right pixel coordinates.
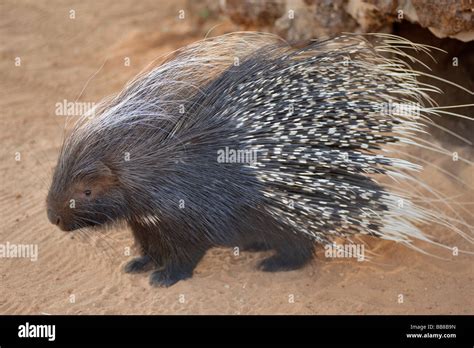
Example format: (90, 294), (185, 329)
(223, 0), (286, 27)
(219, 0), (474, 41)
(275, 0), (359, 41)
(406, 0), (474, 41)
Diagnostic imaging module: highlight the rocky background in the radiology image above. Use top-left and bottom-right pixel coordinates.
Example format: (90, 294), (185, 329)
(215, 0), (474, 42)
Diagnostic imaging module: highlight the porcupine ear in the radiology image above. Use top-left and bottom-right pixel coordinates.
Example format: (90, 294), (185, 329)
(95, 161), (118, 183)
(96, 161), (113, 177)
(82, 161), (117, 185)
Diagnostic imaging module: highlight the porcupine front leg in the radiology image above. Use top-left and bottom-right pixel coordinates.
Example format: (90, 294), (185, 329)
(124, 219), (155, 274)
(148, 229), (210, 287)
(126, 219), (207, 286)
(124, 255), (152, 273)
(148, 248), (207, 287)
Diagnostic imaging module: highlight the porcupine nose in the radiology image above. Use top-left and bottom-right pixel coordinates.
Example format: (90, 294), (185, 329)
(47, 208), (61, 226)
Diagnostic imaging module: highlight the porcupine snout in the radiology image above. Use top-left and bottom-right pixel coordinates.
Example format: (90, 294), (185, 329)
(46, 208), (60, 226)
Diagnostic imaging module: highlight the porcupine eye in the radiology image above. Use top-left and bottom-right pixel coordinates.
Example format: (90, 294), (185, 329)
(84, 189), (92, 197)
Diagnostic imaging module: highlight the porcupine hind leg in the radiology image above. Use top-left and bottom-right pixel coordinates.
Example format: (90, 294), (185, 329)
(257, 233), (315, 272)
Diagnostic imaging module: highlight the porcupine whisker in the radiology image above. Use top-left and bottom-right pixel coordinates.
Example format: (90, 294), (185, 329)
(77, 228), (116, 262)
(75, 224), (96, 245)
(73, 228), (89, 244)
(74, 215), (119, 259)
(71, 209), (114, 222)
(78, 208), (120, 228)
(74, 224), (99, 250)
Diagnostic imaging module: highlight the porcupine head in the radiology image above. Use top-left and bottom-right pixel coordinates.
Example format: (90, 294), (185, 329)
(46, 156), (124, 231)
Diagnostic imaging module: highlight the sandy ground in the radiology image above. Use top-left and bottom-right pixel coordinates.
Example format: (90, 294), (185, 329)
(0, 0), (473, 314)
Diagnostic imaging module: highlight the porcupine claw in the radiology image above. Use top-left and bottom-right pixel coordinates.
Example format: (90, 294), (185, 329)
(149, 268), (192, 288)
(124, 255), (152, 274)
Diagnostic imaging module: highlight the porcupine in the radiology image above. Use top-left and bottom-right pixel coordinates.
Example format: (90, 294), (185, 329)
(46, 32), (473, 287)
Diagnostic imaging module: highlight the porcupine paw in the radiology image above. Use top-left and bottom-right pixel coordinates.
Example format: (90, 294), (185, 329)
(124, 255), (152, 274)
(149, 268), (192, 287)
(257, 254), (309, 272)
